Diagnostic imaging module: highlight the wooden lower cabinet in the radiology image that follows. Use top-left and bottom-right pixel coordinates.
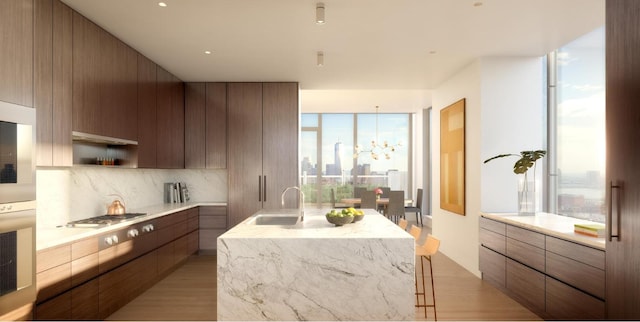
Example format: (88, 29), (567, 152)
(479, 246), (505, 288)
(199, 206), (227, 250)
(479, 216), (605, 320)
(546, 276), (604, 320)
(506, 258), (545, 313)
(99, 250), (157, 319)
(71, 279), (99, 320)
(35, 208), (201, 319)
(35, 291), (71, 320)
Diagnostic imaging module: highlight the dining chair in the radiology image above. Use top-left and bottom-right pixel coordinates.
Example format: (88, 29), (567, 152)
(385, 190), (405, 224)
(379, 187), (391, 198)
(360, 190), (377, 210)
(330, 188), (347, 209)
(405, 188), (423, 227)
(353, 187), (366, 198)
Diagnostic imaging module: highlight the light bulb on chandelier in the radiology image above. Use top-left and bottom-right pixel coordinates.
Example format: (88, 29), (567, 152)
(353, 106), (402, 160)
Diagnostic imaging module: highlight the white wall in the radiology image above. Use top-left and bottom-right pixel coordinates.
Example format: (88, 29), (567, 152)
(432, 61), (483, 276)
(432, 57), (544, 277)
(480, 58), (545, 212)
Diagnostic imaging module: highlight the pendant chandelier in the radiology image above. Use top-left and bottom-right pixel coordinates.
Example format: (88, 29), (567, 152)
(353, 106), (402, 160)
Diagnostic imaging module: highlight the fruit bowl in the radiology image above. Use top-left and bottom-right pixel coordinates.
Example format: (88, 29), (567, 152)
(326, 214), (354, 226)
(352, 213), (364, 223)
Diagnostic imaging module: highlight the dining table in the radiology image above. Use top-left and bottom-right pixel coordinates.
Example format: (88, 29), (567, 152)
(340, 198), (413, 207)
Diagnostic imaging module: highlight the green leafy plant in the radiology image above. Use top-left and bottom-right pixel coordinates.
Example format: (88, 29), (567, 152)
(484, 150), (546, 214)
(483, 150), (546, 174)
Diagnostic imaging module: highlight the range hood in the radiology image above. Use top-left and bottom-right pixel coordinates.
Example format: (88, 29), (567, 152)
(72, 131), (138, 146)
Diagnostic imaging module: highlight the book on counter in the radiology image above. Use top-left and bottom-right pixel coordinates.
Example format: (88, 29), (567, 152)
(164, 182), (190, 204)
(574, 223), (605, 238)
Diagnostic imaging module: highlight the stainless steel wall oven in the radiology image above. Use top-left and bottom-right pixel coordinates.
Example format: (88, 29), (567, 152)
(0, 101), (36, 315)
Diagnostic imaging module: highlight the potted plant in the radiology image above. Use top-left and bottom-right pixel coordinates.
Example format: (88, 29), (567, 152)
(484, 150), (546, 215)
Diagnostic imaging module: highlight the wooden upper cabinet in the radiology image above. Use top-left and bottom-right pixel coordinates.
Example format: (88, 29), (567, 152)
(156, 67), (184, 169)
(227, 83), (263, 227)
(137, 54), (157, 168)
(262, 82), (299, 209)
(35, 0), (73, 167)
(185, 82), (227, 169)
(227, 82), (299, 226)
(185, 83), (206, 168)
(72, 12), (101, 135)
(72, 11), (138, 140)
(205, 82), (227, 168)
(0, 0), (33, 106)
(110, 40), (138, 140)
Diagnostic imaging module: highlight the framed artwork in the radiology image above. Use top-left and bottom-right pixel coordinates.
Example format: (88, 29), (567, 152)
(440, 98), (465, 215)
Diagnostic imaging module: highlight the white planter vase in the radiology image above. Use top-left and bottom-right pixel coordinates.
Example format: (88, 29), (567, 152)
(518, 173), (536, 215)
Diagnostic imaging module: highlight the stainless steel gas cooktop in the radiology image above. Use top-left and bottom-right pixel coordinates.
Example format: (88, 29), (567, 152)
(66, 213), (147, 228)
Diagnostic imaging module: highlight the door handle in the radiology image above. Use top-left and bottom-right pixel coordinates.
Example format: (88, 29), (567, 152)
(258, 175), (262, 202)
(263, 175), (267, 202)
(608, 181), (621, 241)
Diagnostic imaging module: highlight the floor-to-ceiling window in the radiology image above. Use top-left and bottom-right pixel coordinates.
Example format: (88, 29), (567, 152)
(301, 113), (411, 206)
(550, 26), (605, 223)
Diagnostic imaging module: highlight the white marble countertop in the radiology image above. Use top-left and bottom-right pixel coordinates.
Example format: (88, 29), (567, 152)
(37, 201), (227, 251)
(221, 208), (412, 239)
(481, 212), (605, 250)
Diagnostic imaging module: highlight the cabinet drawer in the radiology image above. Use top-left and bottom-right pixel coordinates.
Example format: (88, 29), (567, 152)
(506, 237), (545, 272)
(506, 225), (545, 249)
(480, 228), (506, 254)
(479, 246), (505, 288)
(480, 217), (506, 235)
(35, 291), (72, 320)
(37, 262), (71, 302)
(200, 215), (227, 229)
(155, 212), (179, 230)
(200, 229), (226, 250)
(187, 216), (199, 232)
(199, 206), (227, 216)
(546, 276), (604, 320)
(174, 219), (188, 238)
(546, 251), (604, 299)
(506, 258), (545, 313)
(71, 253), (98, 287)
(187, 207), (199, 219)
(546, 236), (604, 270)
(72, 237), (99, 260)
(37, 245), (71, 273)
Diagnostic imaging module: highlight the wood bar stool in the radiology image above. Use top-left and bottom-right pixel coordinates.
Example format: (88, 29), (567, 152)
(409, 225), (440, 320)
(398, 218), (408, 230)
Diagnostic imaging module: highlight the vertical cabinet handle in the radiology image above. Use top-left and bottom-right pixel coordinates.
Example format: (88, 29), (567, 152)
(263, 176), (267, 202)
(609, 181), (621, 241)
(258, 176), (262, 202)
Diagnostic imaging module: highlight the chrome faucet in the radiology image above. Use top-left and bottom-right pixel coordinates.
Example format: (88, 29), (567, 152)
(281, 186), (305, 221)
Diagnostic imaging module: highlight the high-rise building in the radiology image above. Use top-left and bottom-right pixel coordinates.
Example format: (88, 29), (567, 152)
(334, 142), (343, 174)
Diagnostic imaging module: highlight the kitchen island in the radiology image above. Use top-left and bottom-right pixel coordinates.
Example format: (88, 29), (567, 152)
(217, 208), (415, 321)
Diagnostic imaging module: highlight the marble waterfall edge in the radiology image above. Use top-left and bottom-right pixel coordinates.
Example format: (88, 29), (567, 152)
(217, 212), (415, 321)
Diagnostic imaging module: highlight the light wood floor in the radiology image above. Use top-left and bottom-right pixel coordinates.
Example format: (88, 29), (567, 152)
(108, 217), (541, 321)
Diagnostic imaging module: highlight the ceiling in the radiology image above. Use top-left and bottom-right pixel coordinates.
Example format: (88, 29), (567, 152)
(61, 0), (604, 92)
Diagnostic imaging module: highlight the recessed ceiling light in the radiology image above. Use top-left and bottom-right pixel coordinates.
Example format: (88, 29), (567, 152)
(204, 50), (212, 55)
(158, 2), (167, 7)
(473, 2), (483, 7)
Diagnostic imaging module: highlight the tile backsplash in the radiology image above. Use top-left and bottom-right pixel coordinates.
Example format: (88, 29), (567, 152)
(36, 167), (227, 228)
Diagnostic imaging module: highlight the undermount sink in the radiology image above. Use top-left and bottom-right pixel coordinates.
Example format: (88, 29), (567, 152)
(246, 212), (301, 225)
